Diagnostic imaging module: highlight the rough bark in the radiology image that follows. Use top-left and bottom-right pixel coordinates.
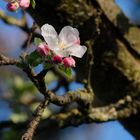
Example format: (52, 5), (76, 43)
(26, 0), (140, 139)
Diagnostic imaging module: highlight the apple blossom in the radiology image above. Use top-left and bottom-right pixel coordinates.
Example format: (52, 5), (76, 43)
(41, 24), (87, 58)
(7, 1), (19, 11)
(37, 43), (50, 56)
(52, 55), (63, 64)
(63, 57), (76, 68)
(19, 0), (30, 8)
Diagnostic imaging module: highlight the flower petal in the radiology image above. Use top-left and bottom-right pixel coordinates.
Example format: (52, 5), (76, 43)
(59, 26), (80, 47)
(44, 37), (59, 50)
(53, 49), (65, 57)
(41, 24), (58, 39)
(41, 24), (59, 50)
(64, 44), (87, 58)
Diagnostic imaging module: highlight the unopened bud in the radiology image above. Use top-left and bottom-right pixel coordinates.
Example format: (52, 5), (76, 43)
(37, 43), (50, 56)
(7, 1), (19, 11)
(52, 55), (62, 64)
(63, 57), (75, 68)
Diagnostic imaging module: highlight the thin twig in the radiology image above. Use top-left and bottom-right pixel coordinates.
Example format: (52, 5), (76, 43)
(26, 22), (38, 49)
(21, 99), (49, 140)
(0, 54), (19, 66)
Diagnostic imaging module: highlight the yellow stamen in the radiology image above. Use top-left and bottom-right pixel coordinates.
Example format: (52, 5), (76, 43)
(59, 42), (65, 49)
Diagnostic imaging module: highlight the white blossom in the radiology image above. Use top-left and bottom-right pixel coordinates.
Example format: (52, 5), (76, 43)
(41, 24), (87, 58)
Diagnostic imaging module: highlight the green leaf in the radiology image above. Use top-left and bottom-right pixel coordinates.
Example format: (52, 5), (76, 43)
(58, 65), (72, 78)
(43, 55), (53, 69)
(16, 61), (24, 68)
(27, 51), (42, 67)
(34, 37), (42, 45)
(30, 0), (36, 9)
(44, 63), (53, 69)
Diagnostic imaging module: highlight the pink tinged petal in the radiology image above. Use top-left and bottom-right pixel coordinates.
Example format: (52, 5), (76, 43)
(19, 0), (30, 8)
(63, 57), (76, 68)
(41, 24), (59, 50)
(37, 43), (50, 56)
(59, 26), (80, 47)
(75, 39), (80, 45)
(64, 44), (87, 58)
(52, 55), (62, 64)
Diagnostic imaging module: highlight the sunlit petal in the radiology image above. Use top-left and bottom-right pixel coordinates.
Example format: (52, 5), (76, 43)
(41, 24), (58, 39)
(41, 24), (59, 50)
(44, 37), (59, 50)
(59, 26), (80, 47)
(64, 44), (87, 58)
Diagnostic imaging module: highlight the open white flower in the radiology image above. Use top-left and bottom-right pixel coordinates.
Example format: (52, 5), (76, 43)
(41, 24), (87, 58)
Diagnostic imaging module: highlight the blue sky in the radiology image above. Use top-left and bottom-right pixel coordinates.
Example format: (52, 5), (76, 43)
(116, 0), (140, 24)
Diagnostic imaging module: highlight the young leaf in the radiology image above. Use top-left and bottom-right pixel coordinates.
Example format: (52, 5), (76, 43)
(34, 37), (42, 45)
(58, 65), (72, 78)
(27, 51), (42, 67)
(44, 63), (53, 70)
(30, 0), (36, 9)
(43, 56), (53, 69)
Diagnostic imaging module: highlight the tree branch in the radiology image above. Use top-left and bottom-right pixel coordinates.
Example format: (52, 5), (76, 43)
(96, 0), (140, 57)
(46, 89), (93, 106)
(0, 54), (19, 66)
(21, 98), (49, 140)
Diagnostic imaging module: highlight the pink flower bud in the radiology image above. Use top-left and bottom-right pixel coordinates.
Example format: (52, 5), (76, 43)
(52, 55), (62, 64)
(7, 1), (19, 11)
(37, 43), (50, 56)
(63, 57), (76, 68)
(19, 0), (30, 9)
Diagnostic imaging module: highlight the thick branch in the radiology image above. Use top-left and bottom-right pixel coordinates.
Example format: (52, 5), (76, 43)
(1, 95), (140, 139)
(112, 40), (140, 93)
(89, 96), (139, 121)
(96, 0), (140, 56)
(40, 95), (140, 130)
(46, 89), (93, 106)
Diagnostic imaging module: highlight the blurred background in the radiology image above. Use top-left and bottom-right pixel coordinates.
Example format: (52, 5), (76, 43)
(0, 0), (139, 140)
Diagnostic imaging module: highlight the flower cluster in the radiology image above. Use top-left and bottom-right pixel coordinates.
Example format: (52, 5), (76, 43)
(4, 0), (30, 11)
(37, 24), (87, 68)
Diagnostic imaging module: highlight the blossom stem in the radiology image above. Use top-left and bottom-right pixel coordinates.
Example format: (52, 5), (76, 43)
(86, 40), (94, 93)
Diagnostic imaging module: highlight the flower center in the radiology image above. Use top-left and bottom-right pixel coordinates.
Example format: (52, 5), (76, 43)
(59, 42), (65, 49)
